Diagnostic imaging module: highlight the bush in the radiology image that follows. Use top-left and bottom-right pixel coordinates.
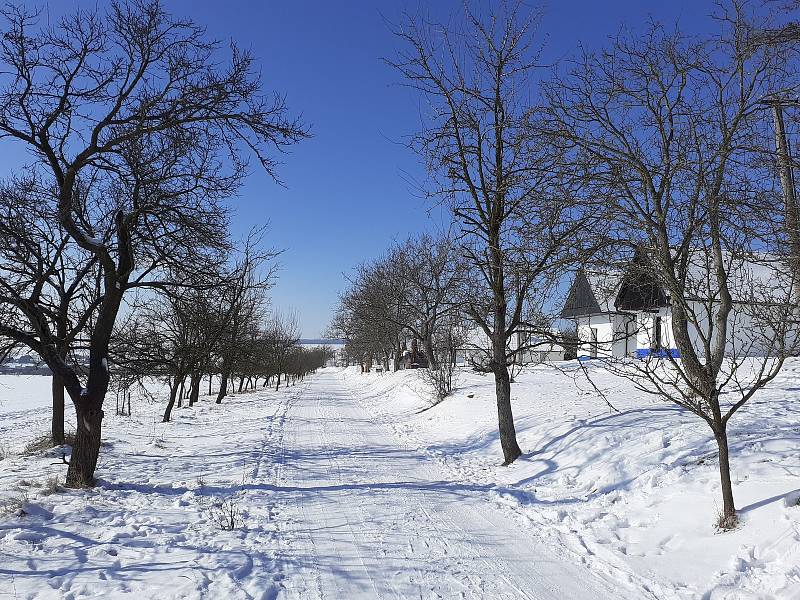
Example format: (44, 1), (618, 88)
(715, 511), (740, 532)
(40, 476), (64, 496)
(418, 352), (460, 405)
(0, 491), (29, 517)
(21, 433), (76, 456)
(209, 496), (243, 531)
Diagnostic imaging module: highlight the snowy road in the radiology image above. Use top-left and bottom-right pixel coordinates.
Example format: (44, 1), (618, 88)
(0, 370), (656, 599)
(268, 370), (644, 599)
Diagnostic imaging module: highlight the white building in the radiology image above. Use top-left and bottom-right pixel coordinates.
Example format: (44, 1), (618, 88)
(454, 327), (566, 367)
(561, 250), (795, 360)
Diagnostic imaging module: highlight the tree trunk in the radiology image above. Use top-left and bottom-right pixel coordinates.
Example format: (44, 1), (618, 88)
(423, 337), (439, 370)
(216, 370), (229, 404)
(51, 373), (66, 446)
(488, 214), (522, 465)
(64, 345), (114, 488)
(493, 359), (522, 465)
(163, 381), (180, 422)
(177, 377), (185, 408)
(714, 426), (737, 521)
(66, 401), (103, 487)
(770, 102), (800, 300)
(188, 372), (201, 406)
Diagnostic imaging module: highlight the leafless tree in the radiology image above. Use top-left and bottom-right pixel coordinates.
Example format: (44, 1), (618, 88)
(0, 176), (101, 445)
(385, 233), (465, 369)
(545, 2), (800, 526)
(746, 2), (800, 298)
(390, 3), (591, 464)
(332, 263), (406, 372)
(0, 1), (307, 486)
(266, 311), (301, 391)
(338, 232), (465, 371)
(417, 312), (466, 404)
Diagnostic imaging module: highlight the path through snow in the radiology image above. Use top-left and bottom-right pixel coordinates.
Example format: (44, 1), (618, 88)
(1, 370), (655, 599)
(268, 370), (646, 599)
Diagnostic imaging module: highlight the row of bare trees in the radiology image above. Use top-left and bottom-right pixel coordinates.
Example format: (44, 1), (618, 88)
(330, 233), (467, 374)
(333, 0), (800, 527)
(117, 296), (325, 423)
(0, 1), (308, 486)
(536, 0), (800, 528)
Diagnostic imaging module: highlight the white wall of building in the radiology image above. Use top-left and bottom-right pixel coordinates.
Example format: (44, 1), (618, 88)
(575, 301), (795, 360)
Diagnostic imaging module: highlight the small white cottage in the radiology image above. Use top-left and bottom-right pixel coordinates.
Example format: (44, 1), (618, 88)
(561, 249), (794, 360)
(454, 327), (566, 366)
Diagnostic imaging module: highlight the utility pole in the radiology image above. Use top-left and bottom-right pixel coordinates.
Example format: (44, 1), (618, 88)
(766, 98), (800, 298)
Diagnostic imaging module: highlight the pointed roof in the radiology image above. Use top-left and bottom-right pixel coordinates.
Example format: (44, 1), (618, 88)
(615, 248), (669, 311)
(614, 248), (791, 308)
(560, 269), (623, 318)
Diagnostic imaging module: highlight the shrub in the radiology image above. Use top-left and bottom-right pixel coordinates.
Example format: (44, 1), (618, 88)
(209, 496), (242, 531)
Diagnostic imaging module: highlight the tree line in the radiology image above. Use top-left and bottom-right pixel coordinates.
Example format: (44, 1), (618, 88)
(333, 0), (800, 528)
(0, 1), (314, 487)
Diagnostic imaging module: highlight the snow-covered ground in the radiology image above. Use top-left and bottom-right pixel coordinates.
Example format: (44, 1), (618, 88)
(0, 377), (292, 599)
(346, 362), (800, 599)
(0, 363), (798, 598)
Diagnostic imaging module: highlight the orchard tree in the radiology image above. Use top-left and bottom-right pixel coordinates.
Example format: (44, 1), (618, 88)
(545, 3), (799, 526)
(391, 3), (590, 464)
(0, 177), (101, 445)
(0, 1), (307, 486)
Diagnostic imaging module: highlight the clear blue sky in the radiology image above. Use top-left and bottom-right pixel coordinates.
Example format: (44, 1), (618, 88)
(177, 0), (711, 337)
(10, 1), (714, 337)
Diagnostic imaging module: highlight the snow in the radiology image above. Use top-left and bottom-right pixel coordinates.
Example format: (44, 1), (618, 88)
(1, 378), (286, 598)
(0, 363), (798, 598)
(345, 362), (800, 599)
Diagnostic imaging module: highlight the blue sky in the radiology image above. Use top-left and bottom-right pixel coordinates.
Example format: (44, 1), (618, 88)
(8, 1), (715, 337)
(180, 0), (711, 337)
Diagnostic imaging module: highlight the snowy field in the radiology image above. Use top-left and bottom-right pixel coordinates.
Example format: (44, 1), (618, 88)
(0, 364), (798, 598)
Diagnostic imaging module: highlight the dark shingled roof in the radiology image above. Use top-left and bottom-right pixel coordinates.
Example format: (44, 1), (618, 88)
(561, 269), (623, 318)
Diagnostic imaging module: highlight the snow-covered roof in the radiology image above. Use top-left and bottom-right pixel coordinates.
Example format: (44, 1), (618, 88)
(612, 248), (796, 313)
(564, 249), (794, 319)
(585, 271), (624, 312)
(637, 250), (791, 305)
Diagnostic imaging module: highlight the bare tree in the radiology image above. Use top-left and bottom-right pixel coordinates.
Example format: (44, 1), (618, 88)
(0, 1), (307, 486)
(390, 4), (589, 464)
(333, 264), (406, 372)
(0, 176), (101, 445)
(267, 311), (301, 391)
(385, 233), (465, 370)
(417, 313), (466, 405)
(546, 3), (799, 526)
(748, 3), (800, 298)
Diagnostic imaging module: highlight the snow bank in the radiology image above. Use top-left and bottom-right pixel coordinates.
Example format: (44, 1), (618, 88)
(1, 365), (797, 598)
(344, 361), (800, 599)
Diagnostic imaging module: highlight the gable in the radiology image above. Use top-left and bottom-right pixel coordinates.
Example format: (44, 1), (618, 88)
(615, 269), (669, 311)
(561, 270), (602, 318)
